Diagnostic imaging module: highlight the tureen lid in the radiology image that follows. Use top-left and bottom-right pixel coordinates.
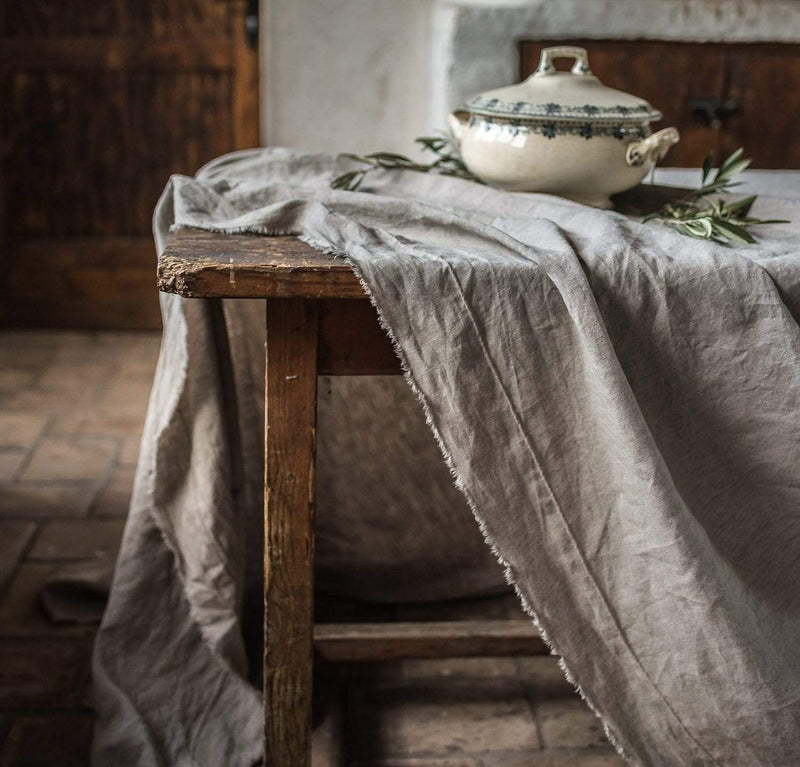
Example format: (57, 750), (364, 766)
(465, 46), (662, 123)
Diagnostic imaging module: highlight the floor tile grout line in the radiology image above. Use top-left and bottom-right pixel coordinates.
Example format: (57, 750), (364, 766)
(0, 478), (105, 489)
(517, 656), (547, 751)
(4, 434), (122, 500)
(6, 414), (54, 483)
(0, 520), (41, 606)
(87, 436), (125, 518)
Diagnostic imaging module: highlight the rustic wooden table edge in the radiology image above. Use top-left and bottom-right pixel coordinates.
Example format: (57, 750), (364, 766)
(158, 227), (366, 299)
(157, 227), (546, 766)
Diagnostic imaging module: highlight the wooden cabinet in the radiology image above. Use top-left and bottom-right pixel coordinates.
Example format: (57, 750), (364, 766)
(0, 0), (259, 329)
(520, 41), (800, 168)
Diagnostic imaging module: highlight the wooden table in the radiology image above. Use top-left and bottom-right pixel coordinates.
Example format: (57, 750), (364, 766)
(159, 228), (545, 766)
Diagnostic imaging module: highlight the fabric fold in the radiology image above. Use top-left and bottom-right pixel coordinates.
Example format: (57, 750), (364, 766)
(94, 148), (800, 766)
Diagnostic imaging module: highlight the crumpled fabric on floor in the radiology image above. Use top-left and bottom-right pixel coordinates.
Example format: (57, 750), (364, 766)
(94, 148), (800, 765)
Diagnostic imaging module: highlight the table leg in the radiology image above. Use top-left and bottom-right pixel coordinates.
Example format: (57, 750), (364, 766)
(264, 298), (319, 766)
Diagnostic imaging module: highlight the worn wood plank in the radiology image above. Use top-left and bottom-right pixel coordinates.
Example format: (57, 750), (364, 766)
(228, 0), (260, 150)
(159, 229), (365, 299)
(318, 299), (401, 375)
(3, 72), (235, 240)
(1, 0), (233, 37)
(0, 39), (235, 70)
(313, 621), (546, 662)
(723, 45), (800, 167)
(264, 298), (318, 767)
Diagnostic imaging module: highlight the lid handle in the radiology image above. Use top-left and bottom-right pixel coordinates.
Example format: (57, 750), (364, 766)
(533, 46), (592, 77)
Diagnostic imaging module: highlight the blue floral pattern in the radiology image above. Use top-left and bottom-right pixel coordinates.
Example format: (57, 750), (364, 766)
(465, 96), (659, 123)
(541, 122), (558, 139)
(467, 115), (646, 141)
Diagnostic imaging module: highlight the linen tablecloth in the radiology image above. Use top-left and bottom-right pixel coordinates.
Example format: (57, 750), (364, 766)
(93, 149), (800, 766)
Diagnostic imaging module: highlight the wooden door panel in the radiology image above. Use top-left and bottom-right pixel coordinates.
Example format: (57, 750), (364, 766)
(5, 239), (163, 328)
(723, 45), (800, 168)
(3, 70), (234, 237)
(0, 0), (257, 329)
(0, 1), (232, 37)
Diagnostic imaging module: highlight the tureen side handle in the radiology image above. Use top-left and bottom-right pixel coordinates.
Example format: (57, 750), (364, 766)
(626, 127), (681, 167)
(447, 110), (470, 146)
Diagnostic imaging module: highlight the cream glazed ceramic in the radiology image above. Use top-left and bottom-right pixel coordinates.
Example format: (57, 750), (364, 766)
(448, 46), (679, 208)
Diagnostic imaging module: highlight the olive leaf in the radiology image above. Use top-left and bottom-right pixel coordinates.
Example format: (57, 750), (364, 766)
(647, 148), (788, 245)
(330, 135), (483, 191)
(701, 151), (715, 186)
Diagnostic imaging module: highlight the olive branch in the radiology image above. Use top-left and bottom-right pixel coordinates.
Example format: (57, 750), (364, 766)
(330, 135), (482, 191)
(644, 148), (788, 244)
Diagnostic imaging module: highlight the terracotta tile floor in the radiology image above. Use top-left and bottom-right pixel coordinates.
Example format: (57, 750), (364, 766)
(0, 330), (623, 766)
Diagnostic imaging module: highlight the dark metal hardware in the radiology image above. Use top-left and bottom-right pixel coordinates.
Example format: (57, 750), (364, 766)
(245, 0), (258, 49)
(689, 96), (740, 130)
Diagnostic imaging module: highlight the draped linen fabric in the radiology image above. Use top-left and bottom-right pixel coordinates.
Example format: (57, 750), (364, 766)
(93, 149), (800, 766)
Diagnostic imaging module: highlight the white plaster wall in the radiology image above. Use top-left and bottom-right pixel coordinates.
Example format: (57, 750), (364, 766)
(262, 0), (436, 155)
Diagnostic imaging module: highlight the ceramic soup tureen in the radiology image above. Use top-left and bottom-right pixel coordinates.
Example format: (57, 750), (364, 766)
(448, 46), (679, 208)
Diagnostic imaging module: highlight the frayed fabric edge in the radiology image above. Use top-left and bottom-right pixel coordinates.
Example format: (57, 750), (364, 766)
(166, 220), (638, 764)
(290, 231), (639, 766)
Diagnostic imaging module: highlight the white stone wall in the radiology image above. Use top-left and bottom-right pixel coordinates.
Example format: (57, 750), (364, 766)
(261, 0), (800, 156)
(262, 0), (436, 155)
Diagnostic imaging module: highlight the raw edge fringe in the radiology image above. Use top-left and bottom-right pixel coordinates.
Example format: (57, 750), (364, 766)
(170, 221), (637, 763)
(170, 223), (303, 237)
(290, 231), (638, 766)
